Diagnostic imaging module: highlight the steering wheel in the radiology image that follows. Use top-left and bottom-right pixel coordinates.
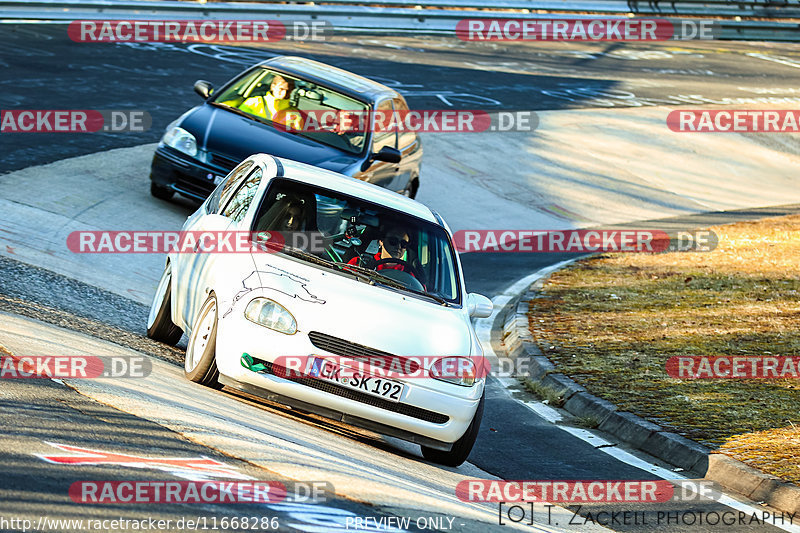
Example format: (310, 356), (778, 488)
(373, 257), (423, 282)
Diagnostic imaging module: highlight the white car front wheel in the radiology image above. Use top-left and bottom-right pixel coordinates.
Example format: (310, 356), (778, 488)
(146, 263), (183, 345)
(421, 392), (484, 467)
(185, 294), (221, 388)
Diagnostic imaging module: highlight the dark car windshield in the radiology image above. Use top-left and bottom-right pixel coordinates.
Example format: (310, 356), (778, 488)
(251, 178), (461, 304)
(211, 67), (369, 154)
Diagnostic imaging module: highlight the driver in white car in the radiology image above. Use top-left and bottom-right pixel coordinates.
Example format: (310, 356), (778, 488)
(349, 223), (412, 273)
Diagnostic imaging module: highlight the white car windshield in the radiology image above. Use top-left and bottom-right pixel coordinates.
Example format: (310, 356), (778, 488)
(252, 178), (461, 304)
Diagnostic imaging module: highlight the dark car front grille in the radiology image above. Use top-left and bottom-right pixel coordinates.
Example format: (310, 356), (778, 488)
(308, 331), (422, 374)
(210, 152), (242, 172)
(251, 359), (449, 425)
(175, 173), (214, 198)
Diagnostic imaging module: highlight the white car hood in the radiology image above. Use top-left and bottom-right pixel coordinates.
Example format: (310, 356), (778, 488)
(250, 254), (473, 358)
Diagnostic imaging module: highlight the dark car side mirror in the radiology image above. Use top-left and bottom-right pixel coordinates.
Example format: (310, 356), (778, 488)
(194, 80), (214, 99)
(373, 146), (402, 164)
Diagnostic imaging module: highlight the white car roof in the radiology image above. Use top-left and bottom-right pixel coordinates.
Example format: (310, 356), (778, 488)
(252, 154), (439, 225)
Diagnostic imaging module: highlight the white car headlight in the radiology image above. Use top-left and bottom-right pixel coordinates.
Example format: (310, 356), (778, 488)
(162, 126), (198, 157)
(429, 357), (477, 387)
(244, 298), (297, 335)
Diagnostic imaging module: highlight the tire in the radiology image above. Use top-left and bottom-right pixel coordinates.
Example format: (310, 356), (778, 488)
(146, 263), (183, 345)
(184, 294), (221, 388)
(403, 178), (419, 199)
(421, 392), (484, 467)
(151, 182), (174, 201)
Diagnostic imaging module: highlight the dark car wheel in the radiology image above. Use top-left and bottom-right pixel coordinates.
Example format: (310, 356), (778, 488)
(151, 182), (174, 201)
(421, 392), (484, 467)
(146, 263), (183, 345)
(185, 294), (221, 388)
(403, 178), (419, 199)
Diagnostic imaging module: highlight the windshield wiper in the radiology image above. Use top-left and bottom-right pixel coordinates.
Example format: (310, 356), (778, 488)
(330, 262), (451, 306)
(278, 246), (338, 268)
(330, 261), (405, 287)
(276, 247), (376, 281)
(408, 288), (450, 306)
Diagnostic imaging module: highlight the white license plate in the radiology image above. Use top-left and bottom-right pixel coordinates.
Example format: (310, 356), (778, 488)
(310, 357), (404, 402)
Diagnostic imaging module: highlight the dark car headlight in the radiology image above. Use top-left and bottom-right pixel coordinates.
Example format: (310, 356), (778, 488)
(162, 125), (198, 158)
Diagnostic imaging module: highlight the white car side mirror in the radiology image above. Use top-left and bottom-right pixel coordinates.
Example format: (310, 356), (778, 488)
(467, 293), (493, 318)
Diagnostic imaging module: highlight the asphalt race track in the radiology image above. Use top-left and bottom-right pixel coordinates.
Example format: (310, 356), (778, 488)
(1, 21), (800, 533)
(4, 24), (800, 172)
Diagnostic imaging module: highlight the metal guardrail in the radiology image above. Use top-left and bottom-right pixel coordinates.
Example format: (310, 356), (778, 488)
(166, 0), (800, 18)
(220, 0), (800, 17)
(1, 0), (799, 40)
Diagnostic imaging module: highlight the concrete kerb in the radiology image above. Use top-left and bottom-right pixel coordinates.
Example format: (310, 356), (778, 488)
(496, 266), (800, 515)
(706, 455), (800, 515)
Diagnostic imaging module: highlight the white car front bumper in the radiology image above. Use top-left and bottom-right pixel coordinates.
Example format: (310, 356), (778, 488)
(215, 317), (483, 448)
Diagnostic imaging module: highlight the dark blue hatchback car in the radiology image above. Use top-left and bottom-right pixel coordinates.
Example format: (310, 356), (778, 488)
(150, 56), (422, 202)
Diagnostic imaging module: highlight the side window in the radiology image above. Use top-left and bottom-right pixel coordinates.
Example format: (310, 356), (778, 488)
(371, 99), (397, 153)
(210, 160), (254, 214)
(222, 167), (263, 224)
(392, 97), (417, 149)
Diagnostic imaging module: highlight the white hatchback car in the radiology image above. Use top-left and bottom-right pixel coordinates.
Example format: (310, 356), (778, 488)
(147, 154), (493, 466)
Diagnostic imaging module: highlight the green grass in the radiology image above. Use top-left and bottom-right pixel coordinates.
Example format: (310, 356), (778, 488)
(522, 378), (565, 407)
(529, 215), (800, 484)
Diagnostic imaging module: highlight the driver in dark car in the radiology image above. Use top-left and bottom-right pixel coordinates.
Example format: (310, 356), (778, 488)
(240, 75), (304, 130)
(348, 224), (412, 273)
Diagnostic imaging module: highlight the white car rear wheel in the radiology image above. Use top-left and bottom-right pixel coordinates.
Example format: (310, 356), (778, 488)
(184, 294), (221, 388)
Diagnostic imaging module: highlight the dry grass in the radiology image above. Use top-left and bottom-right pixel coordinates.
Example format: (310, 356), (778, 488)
(529, 214), (800, 484)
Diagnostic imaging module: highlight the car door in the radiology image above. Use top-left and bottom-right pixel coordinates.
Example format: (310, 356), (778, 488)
(174, 160), (254, 329)
(361, 98), (399, 189)
(186, 164), (265, 328)
(392, 96), (422, 194)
